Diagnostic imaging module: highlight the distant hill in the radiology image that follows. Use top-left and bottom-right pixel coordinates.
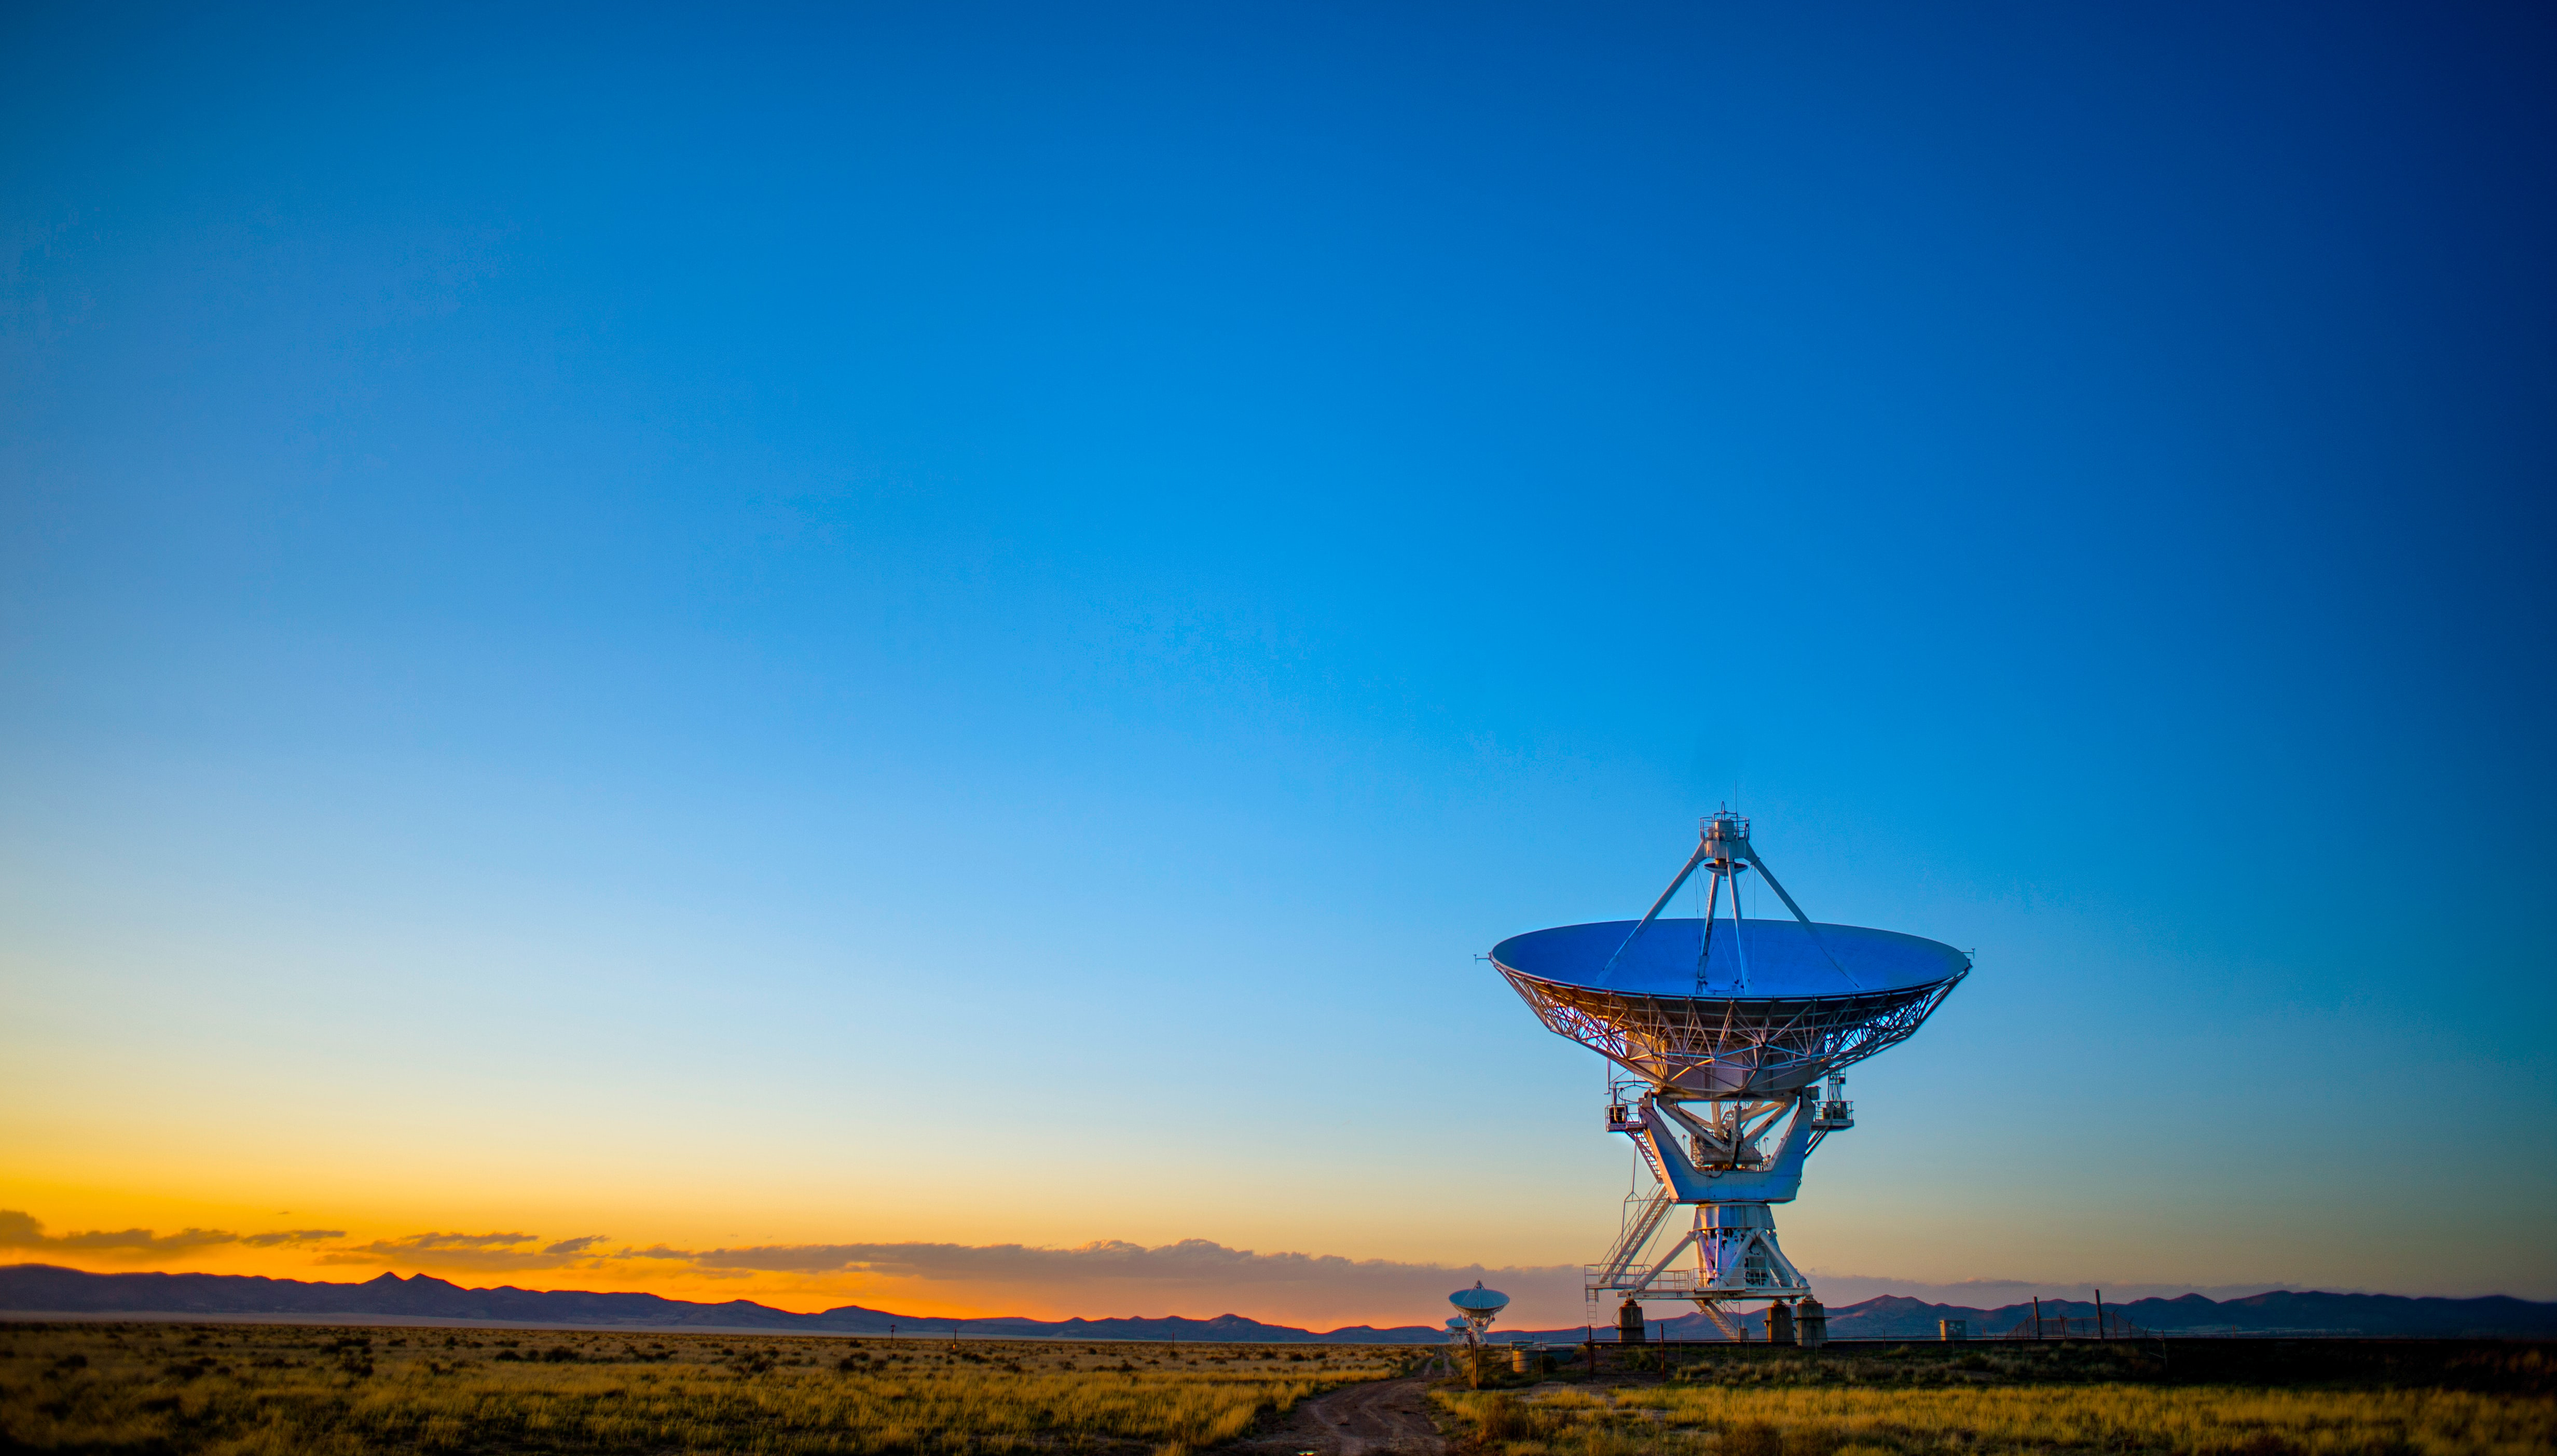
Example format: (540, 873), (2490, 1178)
(1627, 1290), (2557, 1341)
(0, 1265), (1442, 1342)
(5, 1264), (2550, 1341)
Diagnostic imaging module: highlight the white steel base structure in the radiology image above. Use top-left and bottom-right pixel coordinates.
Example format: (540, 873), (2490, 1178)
(1586, 1080), (1844, 1337)
(1492, 812), (1968, 1342)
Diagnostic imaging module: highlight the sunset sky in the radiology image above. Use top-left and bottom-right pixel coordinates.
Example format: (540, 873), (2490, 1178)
(4, 2), (2552, 1331)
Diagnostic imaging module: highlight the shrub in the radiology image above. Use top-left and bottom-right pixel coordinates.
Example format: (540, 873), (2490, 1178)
(1720, 1419), (1782, 1456)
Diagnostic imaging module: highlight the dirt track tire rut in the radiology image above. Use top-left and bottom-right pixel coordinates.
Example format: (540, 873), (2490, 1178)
(1224, 1376), (1445, 1456)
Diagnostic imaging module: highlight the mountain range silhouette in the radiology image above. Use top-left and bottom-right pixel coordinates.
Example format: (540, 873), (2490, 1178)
(5, 1264), (2551, 1340)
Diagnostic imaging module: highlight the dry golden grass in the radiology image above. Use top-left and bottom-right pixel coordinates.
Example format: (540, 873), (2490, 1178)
(0, 1321), (1406, 1454)
(1438, 1371), (2556, 1456)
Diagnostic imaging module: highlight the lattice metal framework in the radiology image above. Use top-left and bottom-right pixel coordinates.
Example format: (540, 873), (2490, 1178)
(1493, 965), (1962, 1098)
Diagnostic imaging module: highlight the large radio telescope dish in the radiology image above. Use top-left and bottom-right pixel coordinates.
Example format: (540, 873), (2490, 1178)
(1492, 918), (1965, 1098)
(1489, 809), (1968, 1341)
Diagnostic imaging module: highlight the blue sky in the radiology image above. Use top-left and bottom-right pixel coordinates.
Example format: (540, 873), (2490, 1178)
(3, 2), (2552, 1323)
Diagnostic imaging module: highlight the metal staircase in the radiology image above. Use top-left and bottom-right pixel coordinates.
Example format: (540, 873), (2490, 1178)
(1587, 1184), (1675, 1303)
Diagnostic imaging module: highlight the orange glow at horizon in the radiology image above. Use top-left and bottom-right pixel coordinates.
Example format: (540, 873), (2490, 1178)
(15, 1244), (994, 1321)
(0, 1195), (1592, 1331)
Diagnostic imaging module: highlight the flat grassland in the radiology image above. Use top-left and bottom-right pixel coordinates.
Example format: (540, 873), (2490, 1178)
(15, 1326), (2556, 1456)
(1435, 1342), (2556, 1456)
(0, 1322), (1407, 1455)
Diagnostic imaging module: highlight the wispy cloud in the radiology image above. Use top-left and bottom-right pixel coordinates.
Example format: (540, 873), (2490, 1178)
(239, 1230), (349, 1247)
(661, 1237), (1556, 1287)
(3, 1209), (1571, 1324)
(317, 1226), (1577, 1321)
(321, 1231), (608, 1271)
(0, 1210), (341, 1258)
(374, 1232), (543, 1251)
(601, 1236), (1582, 1321)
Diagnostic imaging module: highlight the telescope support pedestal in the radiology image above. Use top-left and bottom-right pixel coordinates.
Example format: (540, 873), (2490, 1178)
(1611, 1202), (1813, 1339)
(1689, 1202), (1812, 1339)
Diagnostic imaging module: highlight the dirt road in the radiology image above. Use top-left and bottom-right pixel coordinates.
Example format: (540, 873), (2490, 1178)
(1229, 1376), (1445, 1456)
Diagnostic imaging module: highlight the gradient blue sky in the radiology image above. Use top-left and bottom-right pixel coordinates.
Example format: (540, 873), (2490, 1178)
(4, 2), (2552, 1324)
